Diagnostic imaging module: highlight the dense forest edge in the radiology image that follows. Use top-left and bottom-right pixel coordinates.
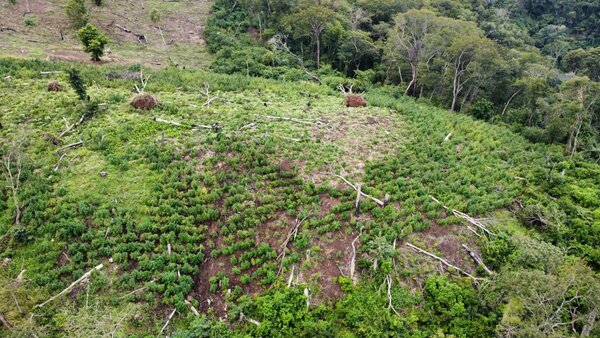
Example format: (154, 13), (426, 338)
(0, 0), (599, 337)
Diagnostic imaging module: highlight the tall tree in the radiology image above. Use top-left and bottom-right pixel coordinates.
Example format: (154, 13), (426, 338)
(386, 9), (443, 95)
(283, 6), (337, 69)
(552, 77), (600, 156)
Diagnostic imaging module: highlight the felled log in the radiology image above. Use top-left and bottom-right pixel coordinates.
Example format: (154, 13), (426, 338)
(407, 242), (480, 282)
(37, 263), (104, 308)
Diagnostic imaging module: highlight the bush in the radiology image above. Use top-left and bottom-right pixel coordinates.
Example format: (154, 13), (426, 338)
(24, 15), (38, 27)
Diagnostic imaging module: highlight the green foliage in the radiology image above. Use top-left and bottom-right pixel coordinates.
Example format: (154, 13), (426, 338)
(423, 276), (495, 337)
(149, 8), (161, 24)
(23, 15), (38, 27)
(77, 23), (109, 61)
(67, 68), (87, 101)
(65, 0), (88, 29)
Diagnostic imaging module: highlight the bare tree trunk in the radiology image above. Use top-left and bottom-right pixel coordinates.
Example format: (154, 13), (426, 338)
(404, 65), (417, 96)
(315, 35), (321, 69)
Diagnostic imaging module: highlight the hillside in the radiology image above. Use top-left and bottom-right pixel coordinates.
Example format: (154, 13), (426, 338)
(0, 0), (599, 337)
(0, 58), (598, 336)
(0, 0), (210, 67)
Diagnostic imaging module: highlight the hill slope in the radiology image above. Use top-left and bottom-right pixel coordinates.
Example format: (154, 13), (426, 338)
(0, 58), (598, 336)
(0, 0), (210, 67)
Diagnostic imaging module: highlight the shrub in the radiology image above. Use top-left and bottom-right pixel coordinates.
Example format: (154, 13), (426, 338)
(24, 15), (38, 27)
(77, 24), (109, 61)
(131, 93), (158, 110)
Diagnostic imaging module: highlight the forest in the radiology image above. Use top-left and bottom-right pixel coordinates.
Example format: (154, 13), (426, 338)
(0, 0), (599, 337)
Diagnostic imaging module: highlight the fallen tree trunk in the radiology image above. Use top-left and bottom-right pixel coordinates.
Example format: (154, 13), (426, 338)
(407, 242), (480, 282)
(263, 115), (326, 126)
(430, 196), (494, 236)
(159, 309), (176, 335)
(37, 263), (104, 308)
(152, 117), (222, 132)
(462, 244), (493, 275)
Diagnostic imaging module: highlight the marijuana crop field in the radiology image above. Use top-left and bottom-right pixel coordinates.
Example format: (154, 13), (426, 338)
(0, 59), (598, 336)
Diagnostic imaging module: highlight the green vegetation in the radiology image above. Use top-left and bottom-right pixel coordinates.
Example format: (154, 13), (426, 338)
(77, 23), (109, 61)
(0, 57), (598, 336)
(0, 0), (599, 336)
(206, 0), (600, 161)
(65, 0), (88, 29)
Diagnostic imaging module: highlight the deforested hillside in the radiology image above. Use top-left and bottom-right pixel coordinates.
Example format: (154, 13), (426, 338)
(0, 58), (598, 337)
(0, 0), (210, 67)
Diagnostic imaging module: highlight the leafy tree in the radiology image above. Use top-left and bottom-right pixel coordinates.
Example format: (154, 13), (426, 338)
(77, 23), (109, 61)
(283, 6), (337, 69)
(496, 259), (600, 337)
(550, 76), (600, 156)
(65, 0), (88, 28)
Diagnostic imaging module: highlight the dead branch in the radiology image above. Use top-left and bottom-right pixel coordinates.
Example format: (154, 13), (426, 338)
(239, 121), (258, 130)
(355, 184), (362, 216)
(430, 196), (494, 236)
(118, 279), (156, 299)
(263, 115), (327, 126)
(461, 244), (493, 275)
(240, 312), (261, 326)
(114, 24), (131, 33)
(334, 174), (385, 206)
(184, 300), (200, 317)
(53, 153), (67, 171)
(278, 215), (309, 262)
(37, 263), (104, 308)
(386, 274), (401, 316)
(200, 82), (220, 107)
(269, 34), (321, 84)
(407, 242), (480, 282)
(58, 114), (86, 138)
(287, 265), (295, 287)
(337, 84), (354, 95)
(0, 312), (11, 329)
(159, 309), (176, 335)
(350, 233), (360, 285)
(40, 71), (64, 75)
(55, 140), (84, 153)
(135, 71), (149, 94)
(444, 133), (452, 142)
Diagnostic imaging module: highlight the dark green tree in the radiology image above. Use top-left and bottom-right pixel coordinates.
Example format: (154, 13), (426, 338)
(68, 68), (87, 101)
(77, 23), (109, 61)
(65, 0), (88, 28)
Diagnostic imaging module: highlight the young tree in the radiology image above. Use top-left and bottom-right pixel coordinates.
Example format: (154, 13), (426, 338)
(65, 0), (88, 29)
(283, 6), (337, 69)
(77, 24), (108, 61)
